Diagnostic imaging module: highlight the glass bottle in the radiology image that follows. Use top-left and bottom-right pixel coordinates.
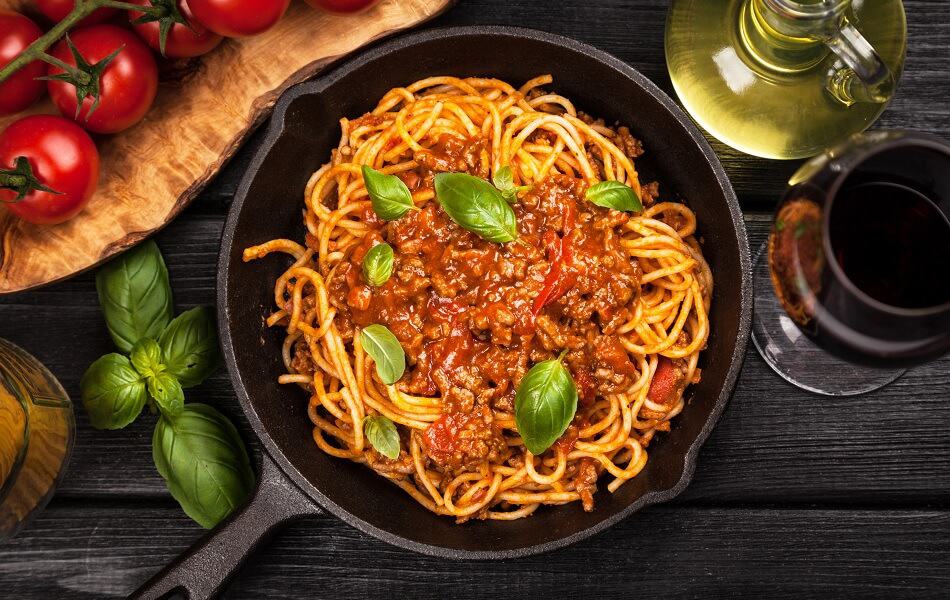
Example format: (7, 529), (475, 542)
(666, 0), (907, 159)
(0, 338), (75, 540)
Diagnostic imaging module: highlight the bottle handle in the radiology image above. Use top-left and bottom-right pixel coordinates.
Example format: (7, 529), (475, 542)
(822, 16), (894, 106)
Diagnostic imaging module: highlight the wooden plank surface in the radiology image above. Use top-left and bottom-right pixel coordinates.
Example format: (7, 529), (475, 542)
(1, 0), (949, 598)
(0, 503), (947, 599)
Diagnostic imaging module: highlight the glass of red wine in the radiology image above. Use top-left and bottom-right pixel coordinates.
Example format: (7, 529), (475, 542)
(752, 131), (950, 395)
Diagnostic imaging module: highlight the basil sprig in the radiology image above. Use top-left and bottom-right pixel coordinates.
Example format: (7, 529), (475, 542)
(153, 403), (255, 529)
(364, 414), (400, 459)
(585, 180), (642, 213)
(360, 324), (406, 385)
(96, 240), (174, 353)
(492, 166), (530, 202)
(435, 172), (519, 243)
(80, 241), (253, 529)
(514, 351), (578, 455)
(362, 165), (416, 221)
(362, 242), (394, 287)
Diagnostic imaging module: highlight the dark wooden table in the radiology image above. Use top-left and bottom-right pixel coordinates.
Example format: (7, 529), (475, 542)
(2, 1), (949, 598)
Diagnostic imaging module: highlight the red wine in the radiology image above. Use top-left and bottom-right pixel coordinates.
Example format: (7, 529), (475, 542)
(829, 180), (950, 309)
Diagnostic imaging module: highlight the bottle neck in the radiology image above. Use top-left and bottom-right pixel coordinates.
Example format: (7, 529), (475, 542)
(739, 0), (849, 73)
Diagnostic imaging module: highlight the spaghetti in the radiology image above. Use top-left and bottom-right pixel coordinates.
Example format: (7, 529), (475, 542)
(244, 75), (712, 521)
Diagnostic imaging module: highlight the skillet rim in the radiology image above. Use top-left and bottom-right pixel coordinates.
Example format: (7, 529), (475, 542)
(217, 24), (753, 560)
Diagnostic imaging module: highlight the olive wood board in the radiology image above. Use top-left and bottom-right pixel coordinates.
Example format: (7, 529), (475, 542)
(0, 0), (452, 294)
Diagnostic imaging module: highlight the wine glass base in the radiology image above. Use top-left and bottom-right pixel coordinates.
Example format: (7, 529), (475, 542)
(751, 243), (906, 396)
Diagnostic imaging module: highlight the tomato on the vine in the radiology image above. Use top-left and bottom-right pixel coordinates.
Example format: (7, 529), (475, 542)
(187, 0), (290, 38)
(0, 12), (46, 116)
(303, 0), (378, 13)
(0, 115), (100, 225)
(35, 0), (117, 27)
(46, 25), (158, 134)
(129, 0), (223, 58)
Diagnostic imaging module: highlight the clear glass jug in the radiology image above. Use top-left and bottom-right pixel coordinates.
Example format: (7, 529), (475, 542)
(0, 338), (74, 540)
(666, 0), (907, 159)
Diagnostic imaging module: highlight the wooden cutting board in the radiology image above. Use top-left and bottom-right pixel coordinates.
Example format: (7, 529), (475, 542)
(0, 0), (451, 294)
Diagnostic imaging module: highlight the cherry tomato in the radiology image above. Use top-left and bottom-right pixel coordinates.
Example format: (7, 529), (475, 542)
(35, 0), (117, 27)
(129, 0), (223, 58)
(0, 115), (99, 225)
(46, 25), (158, 134)
(303, 0), (378, 13)
(0, 12), (45, 115)
(187, 0), (290, 38)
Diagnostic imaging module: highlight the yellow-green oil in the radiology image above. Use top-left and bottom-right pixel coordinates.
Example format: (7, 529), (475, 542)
(666, 0), (906, 159)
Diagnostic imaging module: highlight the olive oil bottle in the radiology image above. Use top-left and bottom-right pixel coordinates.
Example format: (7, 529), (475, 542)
(0, 338), (74, 540)
(666, 0), (906, 159)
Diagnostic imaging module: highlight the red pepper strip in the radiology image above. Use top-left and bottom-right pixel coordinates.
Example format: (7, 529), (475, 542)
(532, 201), (579, 316)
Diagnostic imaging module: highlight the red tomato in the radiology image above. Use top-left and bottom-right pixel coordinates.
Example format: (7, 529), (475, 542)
(46, 25), (158, 134)
(0, 115), (99, 225)
(187, 0), (290, 37)
(0, 12), (45, 115)
(303, 0), (378, 13)
(35, 0), (117, 27)
(129, 0), (223, 58)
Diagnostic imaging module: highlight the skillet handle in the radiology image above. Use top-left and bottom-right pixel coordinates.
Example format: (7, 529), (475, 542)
(129, 452), (321, 600)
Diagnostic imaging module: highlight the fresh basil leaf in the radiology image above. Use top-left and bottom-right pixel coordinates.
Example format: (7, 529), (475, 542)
(130, 338), (163, 378)
(96, 240), (174, 353)
(148, 371), (184, 417)
(491, 166), (529, 202)
(492, 165), (514, 195)
(363, 414), (400, 459)
(80, 353), (147, 430)
(152, 403), (255, 529)
(158, 306), (221, 388)
(514, 353), (578, 455)
(362, 165), (415, 220)
(434, 172), (518, 242)
(362, 243), (394, 287)
(360, 324), (406, 385)
(585, 180), (642, 213)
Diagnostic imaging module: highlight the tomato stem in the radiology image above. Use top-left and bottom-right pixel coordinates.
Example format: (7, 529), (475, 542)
(0, 0), (163, 86)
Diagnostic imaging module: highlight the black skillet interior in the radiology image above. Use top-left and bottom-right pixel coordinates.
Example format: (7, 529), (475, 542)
(221, 26), (751, 558)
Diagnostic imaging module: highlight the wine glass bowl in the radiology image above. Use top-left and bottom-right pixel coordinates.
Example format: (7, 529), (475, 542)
(754, 131), (950, 395)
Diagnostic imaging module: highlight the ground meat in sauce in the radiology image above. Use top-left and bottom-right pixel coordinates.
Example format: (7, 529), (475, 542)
(323, 134), (644, 472)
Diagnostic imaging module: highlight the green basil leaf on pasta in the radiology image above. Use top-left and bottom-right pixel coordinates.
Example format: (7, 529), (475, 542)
(80, 353), (147, 430)
(158, 306), (221, 388)
(96, 240), (174, 353)
(435, 172), (518, 243)
(360, 324), (406, 385)
(363, 414), (400, 459)
(148, 371), (185, 417)
(514, 352), (578, 455)
(362, 165), (416, 221)
(129, 337), (163, 378)
(491, 165), (529, 202)
(152, 403), (255, 529)
(585, 180), (642, 213)
(362, 242), (394, 287)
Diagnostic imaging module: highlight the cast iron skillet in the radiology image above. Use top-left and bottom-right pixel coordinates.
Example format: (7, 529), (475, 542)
(133, 26), (752, 599)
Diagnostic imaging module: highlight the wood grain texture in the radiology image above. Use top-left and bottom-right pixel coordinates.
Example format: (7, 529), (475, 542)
(0, 502), (947, 599)
(1, 0), (949, 597)
(0, 0), (451, 294)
